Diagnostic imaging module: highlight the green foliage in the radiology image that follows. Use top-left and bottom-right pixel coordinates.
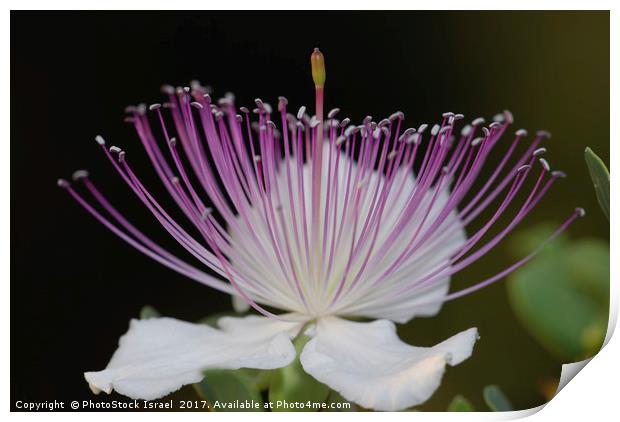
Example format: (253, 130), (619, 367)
(447, 387), (516, 412)
(194, 369), (263, 411)
(139, 305), (160, 319)
(447, 395), (475, 411)
(483, 385), (513, 411)
(268, 334), (330, 411)
(507, 224), (609, 361)
(584, 147), (610, 220)
(238, 368), (273, 392)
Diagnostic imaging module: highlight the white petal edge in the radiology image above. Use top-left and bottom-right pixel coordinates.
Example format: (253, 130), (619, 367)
(354, 279), (452, 324)
(85, 315), (303, 400)
(300, 317), (478, 411)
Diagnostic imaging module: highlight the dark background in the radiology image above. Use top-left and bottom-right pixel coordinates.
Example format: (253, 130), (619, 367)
(11, 11), (609, 411)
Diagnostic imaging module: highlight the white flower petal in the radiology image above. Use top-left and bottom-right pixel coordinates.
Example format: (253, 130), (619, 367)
(353, 279), (451, 324)
(300, 317), (478, 411)
(85, 315), (302, 400)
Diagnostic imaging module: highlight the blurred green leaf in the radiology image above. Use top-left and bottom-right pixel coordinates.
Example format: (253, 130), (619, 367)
(139, 305), (160, 319)
(269, 334), (330, 411)
(239, 368), (273, 391)
(483, 385), (513, 411)
(584, 147), (610, 220)
(194, 369), (263, 411)
(566, 240), (610, 301)
(507, 224), (609, 360)
(447, 395), (475, 411)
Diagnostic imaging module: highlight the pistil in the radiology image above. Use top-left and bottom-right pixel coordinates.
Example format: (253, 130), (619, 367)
(310, 48), (326, 289)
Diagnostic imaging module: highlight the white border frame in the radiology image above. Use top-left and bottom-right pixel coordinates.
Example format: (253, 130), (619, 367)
(3, 2), (616, 420)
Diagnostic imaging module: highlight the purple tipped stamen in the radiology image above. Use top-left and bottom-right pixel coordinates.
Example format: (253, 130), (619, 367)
(60, 52), (582, 320)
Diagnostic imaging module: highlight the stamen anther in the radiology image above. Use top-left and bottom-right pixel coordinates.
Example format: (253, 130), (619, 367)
(493, 113), (505, 123)
(72, 170), (89, 181)
(309, 116), (320, 128)
(389, 111), (404, 121)
(398, 128), (416, 142)
(278, 96), (288, 112)
(297, 106), (306, 120)
(407, 133), (421, 144)
(533, 147), (547, 157)
(439, 125), (451, 135)
(160, 84), (175, 95)
(328, 108), (340, 119)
